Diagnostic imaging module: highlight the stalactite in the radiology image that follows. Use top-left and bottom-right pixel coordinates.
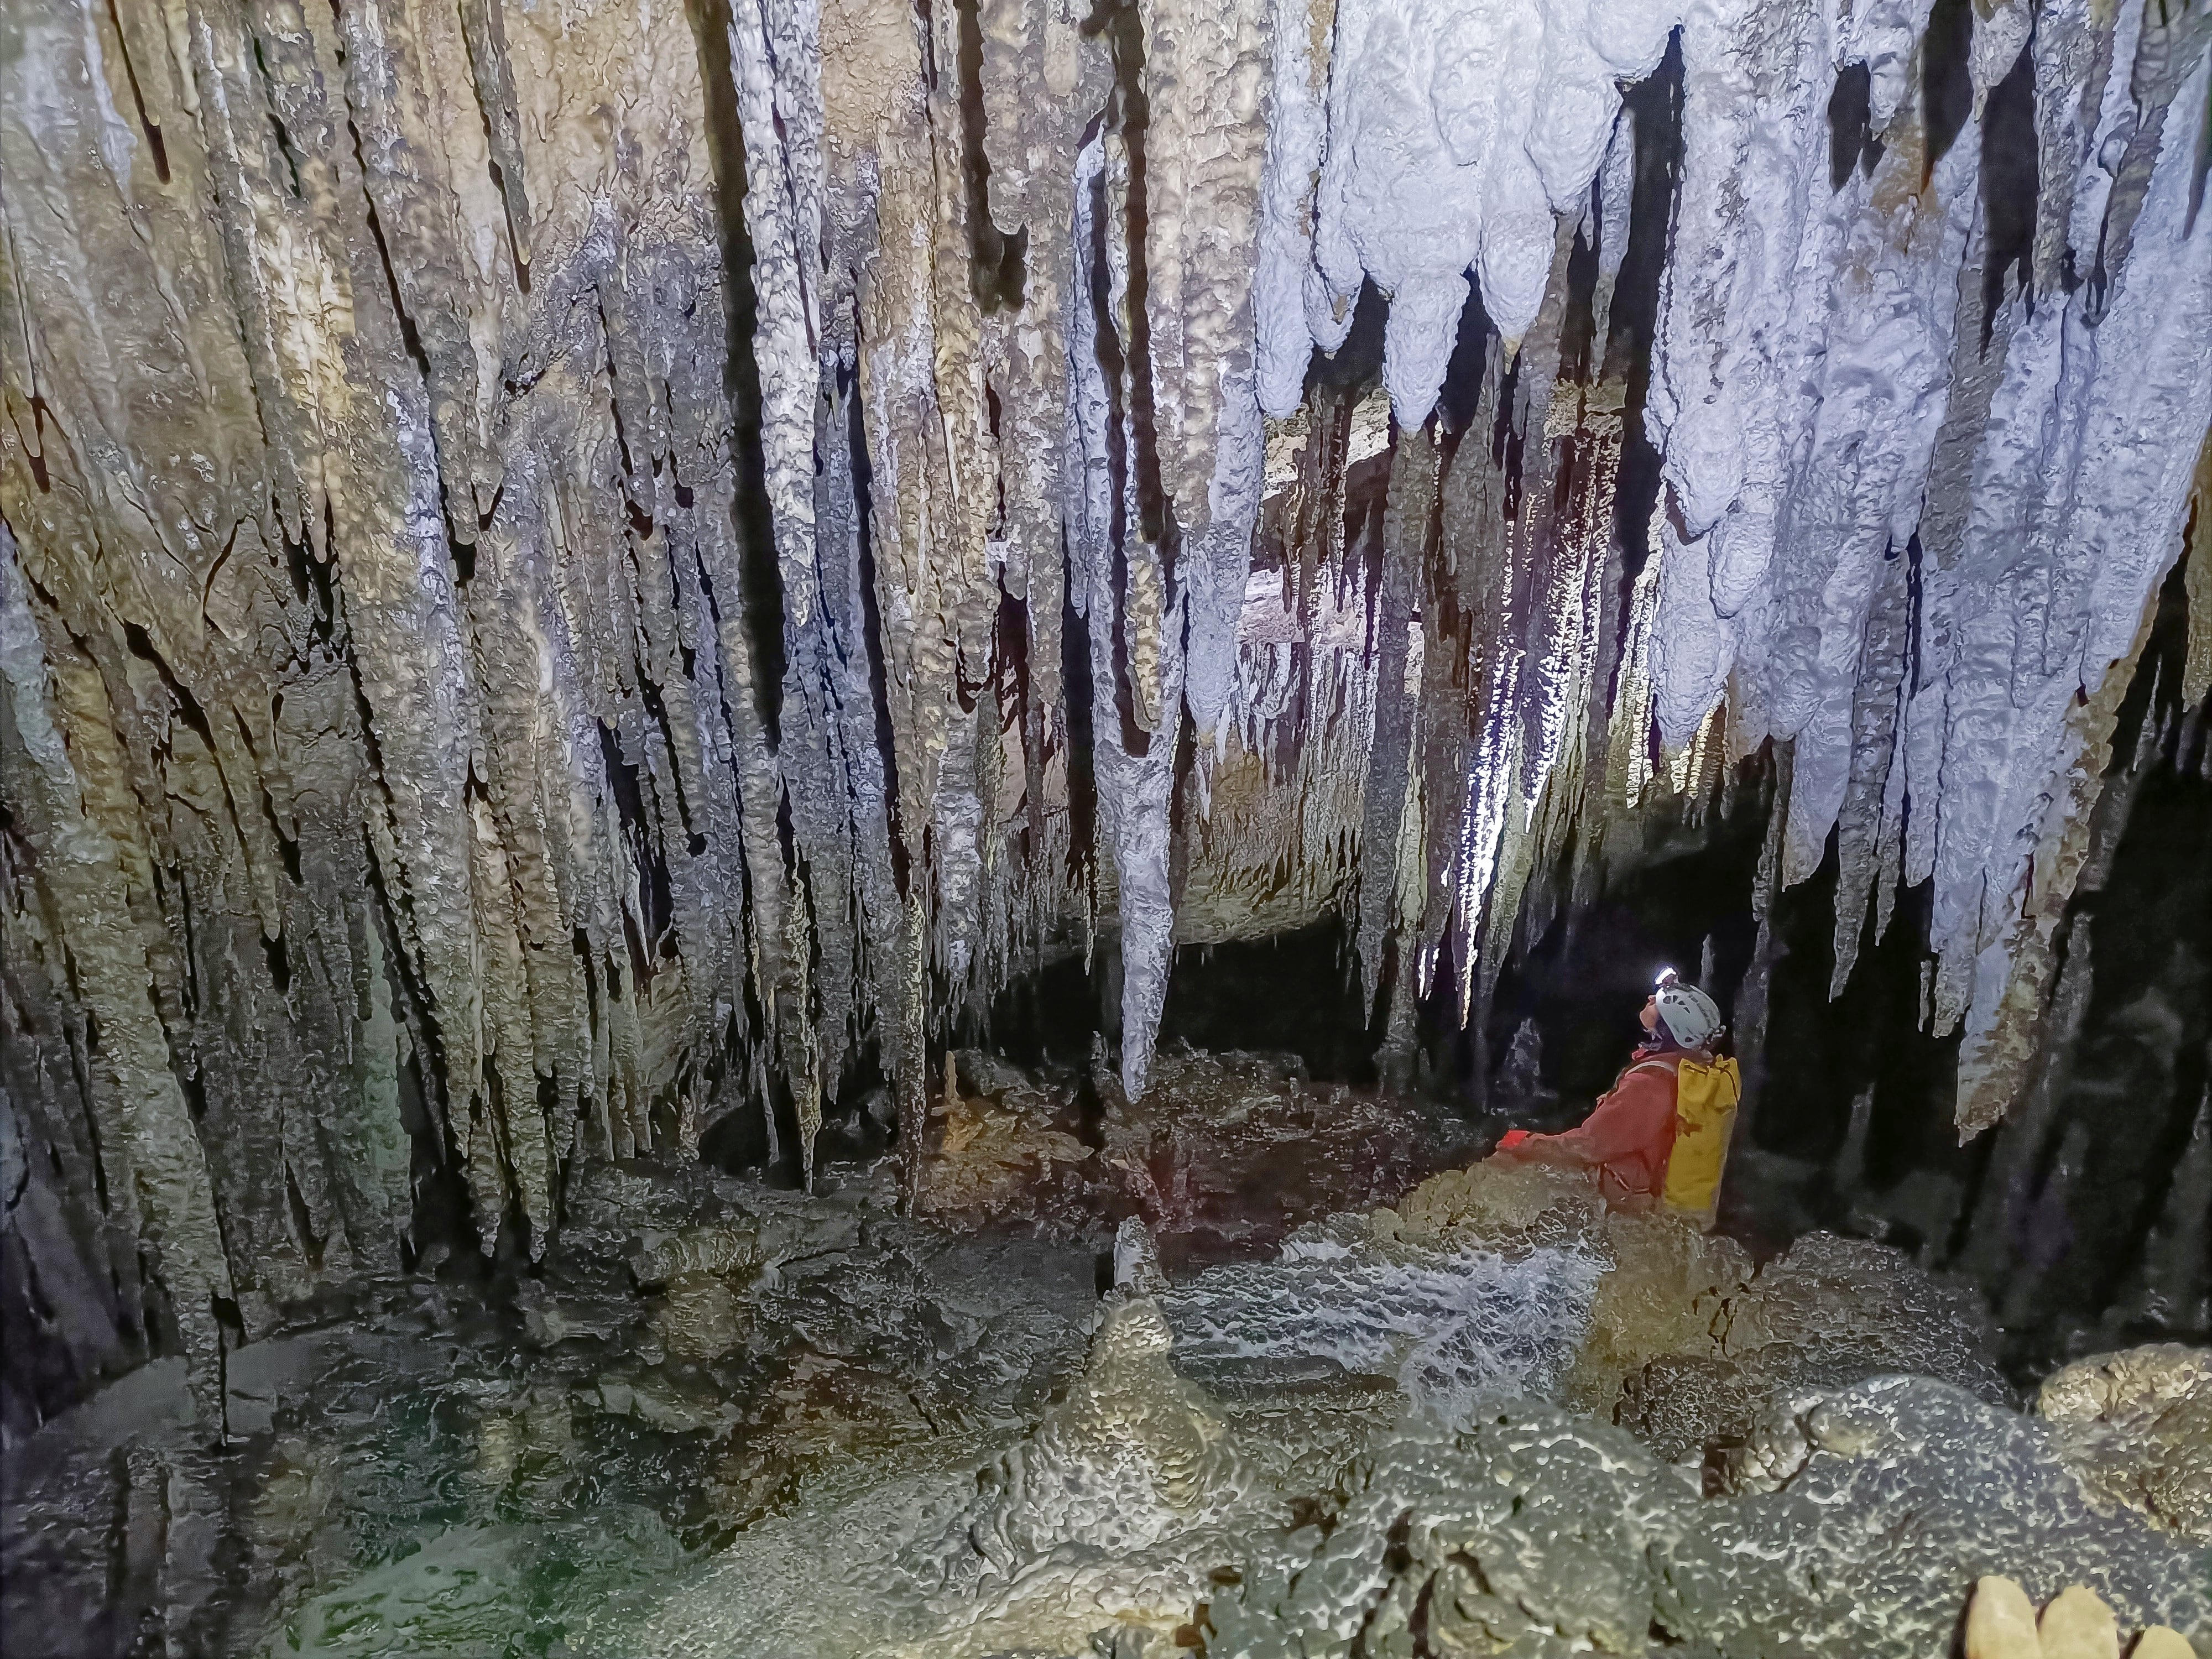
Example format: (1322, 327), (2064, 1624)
(1068, 114), (1187, 1099)
(1254, 0), (1333, 417)
(1354, 427), (1433, 1022)
(1729, 744), (1793, 1142)
(1, 530), (237, 1433)
(724, 0), (829, 1180)
(1829, 549), (1912, 997)
(1950, 592), (2162, 1137)
(2184, 434), (2212, 717)
(1141, 0), (1271, 756)
(1173, 387), (1378, 947)
(3, 0), (2206, 1428)
(1307, 0), (1676, 419)
(1641, 0), (2210, 1127)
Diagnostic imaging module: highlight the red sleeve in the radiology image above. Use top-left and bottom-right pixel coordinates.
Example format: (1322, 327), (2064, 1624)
(1533, 1062), (1677, 1167)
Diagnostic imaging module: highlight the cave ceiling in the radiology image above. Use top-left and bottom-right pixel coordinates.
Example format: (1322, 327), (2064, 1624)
(2, 0), (2209, 1423)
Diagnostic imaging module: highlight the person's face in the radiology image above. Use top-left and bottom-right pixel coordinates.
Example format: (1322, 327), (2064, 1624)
(1640, 996), (1660, 1032)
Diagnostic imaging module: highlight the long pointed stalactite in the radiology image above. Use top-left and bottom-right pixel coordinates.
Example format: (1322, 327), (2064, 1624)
(2, 0), (2209, 1432)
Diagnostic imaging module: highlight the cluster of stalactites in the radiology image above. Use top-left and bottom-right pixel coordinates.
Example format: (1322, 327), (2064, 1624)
(876, 0), (2212, 1146)
(1264, 0), (2212, 1134)
(2, 0), (2208, 1430)
(1637, 0), (2212, 1134)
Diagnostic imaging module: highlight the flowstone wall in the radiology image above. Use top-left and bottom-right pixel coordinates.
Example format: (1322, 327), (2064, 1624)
(3, 0), (2209, 1432)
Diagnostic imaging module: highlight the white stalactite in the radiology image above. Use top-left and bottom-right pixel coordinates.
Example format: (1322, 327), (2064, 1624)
(1255, 0), (1334, 416)
(7, 0), (2209, 1421)
(1643, 0), (2211, 1128)
(1309, 0), (1676, 421)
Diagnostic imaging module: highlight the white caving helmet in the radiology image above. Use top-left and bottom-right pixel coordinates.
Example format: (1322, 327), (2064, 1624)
(1652, 968), (1724, 1050)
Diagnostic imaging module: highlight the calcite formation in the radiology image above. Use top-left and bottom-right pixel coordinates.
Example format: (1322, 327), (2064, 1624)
(1188, 1152), (2013, 1441)
(609, 1237), (2212, 1658)
(3, 0), (2209, 1431)
(2039, 1345), (2212, 1545)
(7, 1123), (2209, 1657)
(913, 1046), (1479, 1248)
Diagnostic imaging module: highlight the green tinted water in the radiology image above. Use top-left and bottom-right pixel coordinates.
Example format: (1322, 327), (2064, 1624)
(258, 1371), (714, 1658)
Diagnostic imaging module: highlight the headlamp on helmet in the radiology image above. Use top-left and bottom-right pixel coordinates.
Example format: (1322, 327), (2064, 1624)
(1650, 975), (1723, 1050)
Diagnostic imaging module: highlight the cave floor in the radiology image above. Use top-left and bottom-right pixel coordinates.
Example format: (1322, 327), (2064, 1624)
(3, 1050), (2207, 1657)
(1, 1165), (1108, 1659)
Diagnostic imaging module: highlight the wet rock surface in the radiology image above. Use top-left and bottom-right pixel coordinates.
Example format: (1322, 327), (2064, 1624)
(2038, 1345), (2212, 1545)
(0, 1154), (1099, 1657)
(1667, 1378), (2210, 1656)
(624, 1155), (2210, 1657)
(0, 1056), (1468, 1655)
(6, 1095), (2209, 1657)
(1618, 1228), (2010, 1464)
(1210, 1379), (2212, 1658)
(612, 1307), (2211, 1659)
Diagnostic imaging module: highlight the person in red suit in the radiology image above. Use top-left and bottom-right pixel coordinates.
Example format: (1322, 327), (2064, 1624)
(1491, 970), (1730, 1213)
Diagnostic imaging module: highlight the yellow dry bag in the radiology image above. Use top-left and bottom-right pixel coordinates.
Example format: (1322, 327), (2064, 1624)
(1662, 1056), (1741, 1227)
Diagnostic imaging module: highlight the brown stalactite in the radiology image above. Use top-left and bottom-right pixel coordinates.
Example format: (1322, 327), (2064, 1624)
(1, 0), (2206, 1434)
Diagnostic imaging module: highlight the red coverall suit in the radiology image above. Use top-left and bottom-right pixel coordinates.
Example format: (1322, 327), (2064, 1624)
(1505, 1044), (1704, 1207)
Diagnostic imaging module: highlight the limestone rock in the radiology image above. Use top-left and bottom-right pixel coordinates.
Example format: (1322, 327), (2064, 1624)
(1564, 1208), (1752, 1414)
(909, 1050), (1477, 1251)
(969, 1295), (1245, 1564)
(2039, 1347), (2212, 1543)
(1664, 1378), (2212, 1656)
(1373, 1156), (1607, 1251)
(1209, 1404), (1695, 1658)
(1376, 1163), (2010, 1472)
(1714, 1233), (2006, 1394)
(2038, 1345), (2212, 1425)
(916, 1087), (1094, 1228)
(1619, 1230), (2008, 1464)
(1114, 1219), (1169, 1296)
(607, 1246), (2212, 1659)
(649, 1274), (747, 1362)
(1161, 1228), (1605, 1414)
(1094, 1051), (1480, 1253)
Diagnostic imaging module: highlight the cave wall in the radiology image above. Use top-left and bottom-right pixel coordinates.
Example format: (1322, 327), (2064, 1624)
(1480, 554), (2212, 1376)
(3, 0), (2209, 1432)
